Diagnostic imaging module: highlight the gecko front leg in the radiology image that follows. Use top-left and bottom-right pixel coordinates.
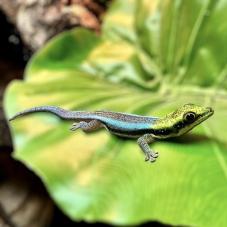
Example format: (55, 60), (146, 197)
(70, 120), (104, 133)
(137, 134), (159, 162)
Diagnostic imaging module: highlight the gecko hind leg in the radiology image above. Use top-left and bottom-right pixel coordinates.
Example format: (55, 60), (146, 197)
(70, 120), (103, 133)
(137, 134), (159, 162)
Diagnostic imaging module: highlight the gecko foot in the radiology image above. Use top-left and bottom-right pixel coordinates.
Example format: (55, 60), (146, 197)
(70, 123), (80, 131)
(145, 151), (159, 162)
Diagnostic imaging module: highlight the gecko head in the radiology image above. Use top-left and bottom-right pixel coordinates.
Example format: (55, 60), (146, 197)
(154, 103), (214, 138)
(167, 103), (214, 136)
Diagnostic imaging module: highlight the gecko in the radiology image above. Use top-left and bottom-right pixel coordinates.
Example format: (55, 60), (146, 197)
(9, 103), (214, 162)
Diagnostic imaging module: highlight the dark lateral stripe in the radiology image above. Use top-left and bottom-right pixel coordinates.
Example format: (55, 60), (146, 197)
(108, 127), (154, 137)
(173, 121), (185, 131)
(108, 125), (177, 138)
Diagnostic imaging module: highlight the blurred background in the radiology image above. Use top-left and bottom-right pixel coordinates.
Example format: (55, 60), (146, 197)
(0, 1), (114, 226)
(1, 1), (166, 226)
(1, 0), (227, 227)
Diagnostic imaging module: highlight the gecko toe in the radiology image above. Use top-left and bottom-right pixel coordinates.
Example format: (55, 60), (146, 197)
(151, 152), (159, 158)
(148, 156), (156, 162)
(70, 124), (80, 131)
(145, 153), (157, 162)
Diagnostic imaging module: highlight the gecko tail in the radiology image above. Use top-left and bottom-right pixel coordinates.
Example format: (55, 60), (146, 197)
(9, 106), (79, 121)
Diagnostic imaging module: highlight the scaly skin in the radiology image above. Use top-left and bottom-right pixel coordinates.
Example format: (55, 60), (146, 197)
(9, 103), (214, 162)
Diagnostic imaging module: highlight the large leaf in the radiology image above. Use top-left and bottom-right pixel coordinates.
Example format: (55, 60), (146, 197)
(4, 0), (227, 226)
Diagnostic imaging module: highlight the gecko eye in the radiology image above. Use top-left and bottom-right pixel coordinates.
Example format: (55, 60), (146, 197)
(183, 112), (196, 123)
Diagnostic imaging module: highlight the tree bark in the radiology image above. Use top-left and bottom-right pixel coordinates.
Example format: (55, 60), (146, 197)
(0, 0), (107, 51)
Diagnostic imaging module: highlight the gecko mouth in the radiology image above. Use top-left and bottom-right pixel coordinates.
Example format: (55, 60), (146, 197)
(200, 107), (214, 122)
(205, 107), (214, 117)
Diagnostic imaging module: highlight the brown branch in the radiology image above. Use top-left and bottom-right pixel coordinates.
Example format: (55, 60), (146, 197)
(0, 0), (108, 51)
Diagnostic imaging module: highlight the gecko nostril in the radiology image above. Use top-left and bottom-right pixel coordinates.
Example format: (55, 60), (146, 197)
(206, 107), (214, 113)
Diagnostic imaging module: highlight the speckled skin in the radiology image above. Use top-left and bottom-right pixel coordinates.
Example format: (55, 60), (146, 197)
(9, 104), (214, 162)
(151, 104), (214, 139)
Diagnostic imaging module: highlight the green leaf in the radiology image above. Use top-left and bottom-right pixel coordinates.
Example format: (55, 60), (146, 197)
(4, 0), (227, 226)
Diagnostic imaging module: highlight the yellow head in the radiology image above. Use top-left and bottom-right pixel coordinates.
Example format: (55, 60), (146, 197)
(153, 104), (214, 138)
